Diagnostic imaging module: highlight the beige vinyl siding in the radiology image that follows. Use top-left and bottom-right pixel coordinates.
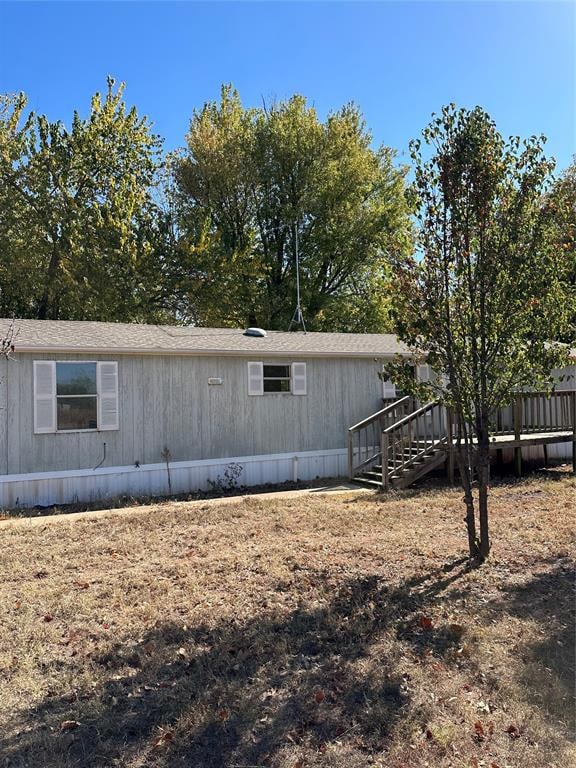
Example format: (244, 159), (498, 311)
(0, 352), (385, 475)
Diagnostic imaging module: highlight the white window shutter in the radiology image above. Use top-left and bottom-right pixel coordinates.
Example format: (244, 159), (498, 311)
(382, 379), (396, 399)
(416, 364), (431, 382)
(247, 362), (263, 396)
(98, 361), (119, 430)
(33, 361), (56, 434)
(291, 362), (307, 395)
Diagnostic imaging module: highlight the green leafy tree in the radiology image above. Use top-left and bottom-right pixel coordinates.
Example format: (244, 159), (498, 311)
(0, 79), (170, 321)
(386, 105), (573, 561)
(172, 85), (412, 330)
(0, 93), (35, 318)
(544, 158), (576, 342)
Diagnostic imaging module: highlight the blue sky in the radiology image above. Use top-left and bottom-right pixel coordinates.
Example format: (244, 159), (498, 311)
(0, 1), (574, 172)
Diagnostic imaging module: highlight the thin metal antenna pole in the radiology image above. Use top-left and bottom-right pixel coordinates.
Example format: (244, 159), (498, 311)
(289, 220), (307, 332)
(294, 224), (302, 324)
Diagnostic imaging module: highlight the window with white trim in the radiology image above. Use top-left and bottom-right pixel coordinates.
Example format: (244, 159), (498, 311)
(33, 361), (119, 433)
(263, 364), (291, 393)
(247, 362), (307, 396)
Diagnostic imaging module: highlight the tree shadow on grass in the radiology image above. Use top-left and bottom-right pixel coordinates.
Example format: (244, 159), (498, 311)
(490, 560), (575, 733)
(1, 559), (474, 768)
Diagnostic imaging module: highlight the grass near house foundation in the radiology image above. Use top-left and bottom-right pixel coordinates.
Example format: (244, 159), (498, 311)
(0, 470), (574, 768)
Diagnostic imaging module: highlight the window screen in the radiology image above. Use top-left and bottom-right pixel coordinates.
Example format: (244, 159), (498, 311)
(56, 362), (98, 430)
(263, 364), (291, 393)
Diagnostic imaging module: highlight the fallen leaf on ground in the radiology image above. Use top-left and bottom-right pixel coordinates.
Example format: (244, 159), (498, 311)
(474, 721), (485, 740)
(60, 720), (80, 732)
(153, 731), (174, 748)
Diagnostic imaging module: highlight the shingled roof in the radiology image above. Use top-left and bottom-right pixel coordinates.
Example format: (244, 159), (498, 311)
(0, 319), (410, 358)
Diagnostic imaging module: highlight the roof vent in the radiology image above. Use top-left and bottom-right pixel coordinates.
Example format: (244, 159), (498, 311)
(244, 327), (267, 338)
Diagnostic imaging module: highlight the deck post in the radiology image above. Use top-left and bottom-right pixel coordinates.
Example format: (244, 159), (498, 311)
(572, 391), (576, 474)
(514, 447), (522, 477)
(347, 431), (354, 481)
(496, 408), (504, 467)
(543, 443), (548, 467)
(446, 407), (455, 485)
(381, 432), (389, 491)
(514, 394), (522, 440)
(514, 394), (522, 477)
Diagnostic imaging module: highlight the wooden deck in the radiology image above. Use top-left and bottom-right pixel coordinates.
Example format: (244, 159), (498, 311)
(348, 390), (576, 490)
(468, 430), (574, 449)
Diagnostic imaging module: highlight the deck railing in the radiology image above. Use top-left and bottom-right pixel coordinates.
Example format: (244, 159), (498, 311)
(347, 396), (411, 479)
(381, 400), (447, 489)
(490, 390), (575, 438)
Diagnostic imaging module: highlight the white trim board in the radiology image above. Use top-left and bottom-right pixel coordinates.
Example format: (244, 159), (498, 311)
(0, 448), (349, 509)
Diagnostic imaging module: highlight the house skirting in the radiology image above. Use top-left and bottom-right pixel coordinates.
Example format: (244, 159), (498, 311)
(1, 441), (572, 510)
(497, 442), (572, 464)
(0, 448), (349, 509)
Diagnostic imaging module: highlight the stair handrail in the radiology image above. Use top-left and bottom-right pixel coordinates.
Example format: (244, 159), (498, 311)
(382, 399), (438, 434)
(381, 400), (448, 489)
(348, 395), (411, 433)
(347, 396), (411, 479)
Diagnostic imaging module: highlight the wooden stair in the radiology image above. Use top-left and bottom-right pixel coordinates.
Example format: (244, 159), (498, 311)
(355, 442), (447, 490)
(348, 399), (449, 491)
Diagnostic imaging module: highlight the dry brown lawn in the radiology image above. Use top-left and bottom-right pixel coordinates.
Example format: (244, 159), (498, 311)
(0, 471), (574, 768)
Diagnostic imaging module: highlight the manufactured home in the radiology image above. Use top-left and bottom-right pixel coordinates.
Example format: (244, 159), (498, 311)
(0, 319), (574, 508)
(0, 320), (410, 507)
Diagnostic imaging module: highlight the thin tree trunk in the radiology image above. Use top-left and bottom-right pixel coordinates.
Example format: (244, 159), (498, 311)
(455, 411), (479, 559)
(476, 425), (491, 559)
(458, 456), (478, 559)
